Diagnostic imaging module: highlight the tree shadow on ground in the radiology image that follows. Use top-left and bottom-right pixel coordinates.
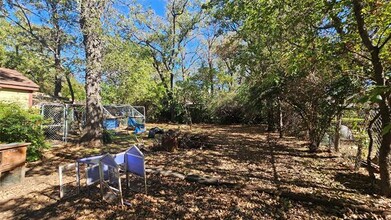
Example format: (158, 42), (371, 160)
(1, 124), (390, 219)
(0, 174), (365, 220)
(335, 172), (381, 196)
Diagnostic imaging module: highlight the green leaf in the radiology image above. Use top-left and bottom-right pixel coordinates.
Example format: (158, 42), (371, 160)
(369, 94), (383, 103)
(382, 124), (391, 136)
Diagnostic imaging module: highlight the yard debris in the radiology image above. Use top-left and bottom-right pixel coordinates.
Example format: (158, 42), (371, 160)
(1, 124), (390, 219)
(148, 127), (164, 138)
(160, 129), (180, 152)
(152, 130), (215, 152)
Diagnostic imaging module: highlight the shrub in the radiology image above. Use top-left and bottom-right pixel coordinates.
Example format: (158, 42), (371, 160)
(212, 98), (244, 124)
(0, 102), (48, 161)
(102, 129), (113, 144)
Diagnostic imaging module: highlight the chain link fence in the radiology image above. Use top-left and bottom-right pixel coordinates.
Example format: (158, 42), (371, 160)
(41, 103), (66, 141)
(40, 103), (145, 142)
(66, 104), (86, 139)
(367, 109), (382, 161)
(104, 105), (146, 129)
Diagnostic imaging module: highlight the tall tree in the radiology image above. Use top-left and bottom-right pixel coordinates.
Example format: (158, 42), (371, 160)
(0, 18), (52, 85)
(101, 36), (164, 119)
(326, 0), (391, 196)
(123, 0), (202, 121)
(351, 0), (391, 197)
(198, 20), (219, 96)
(79, 0), (108, 146)
(0, 0), (79, 100)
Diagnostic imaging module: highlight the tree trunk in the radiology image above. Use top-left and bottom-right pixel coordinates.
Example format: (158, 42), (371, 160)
(209, 68), (214, 95)
(267, 98), (275, 132)
(371, 48), (391, 196)
(79, 0), (107, 147)
(53, 2), (62, 98)
(308, 128), (321, 153)
(208, 43), (214, 96)
(54, 75), (62, 97)
(54, 57), (62, 97)
(334, 113), (342, 152)
(65, 72), (75, 103)
(352, 0), (391, 196)
(169, 8), (177, 123)
(367, 111), (380, 181)
(355, 141), (363, 171)
(378, 90), (391, 196)
(278, 97), (283, 138)
(168, 91), (175, 122)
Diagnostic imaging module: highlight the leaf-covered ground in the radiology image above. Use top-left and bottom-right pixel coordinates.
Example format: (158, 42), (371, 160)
(1, 124), (390, 219)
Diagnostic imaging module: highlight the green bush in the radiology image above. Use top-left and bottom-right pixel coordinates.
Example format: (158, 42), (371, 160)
(102, 129), (114, 144)
(212, 97), (245, 124)
(0, 102), (48, 161)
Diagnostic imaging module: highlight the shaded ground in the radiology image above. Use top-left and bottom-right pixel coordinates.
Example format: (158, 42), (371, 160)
(1, 124), (390, 219)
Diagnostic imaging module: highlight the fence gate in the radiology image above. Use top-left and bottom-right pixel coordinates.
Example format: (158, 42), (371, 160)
(41, 103), (66, 141)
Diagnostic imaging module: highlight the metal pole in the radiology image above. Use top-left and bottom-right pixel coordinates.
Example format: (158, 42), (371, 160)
(64, 104), (68, 143)
(117, 166), (124, 206)
(40, 104), (45, 131)
(99, 161), (104, 199)
(59, 165), (63, 198)
(143, 106), (146, 124)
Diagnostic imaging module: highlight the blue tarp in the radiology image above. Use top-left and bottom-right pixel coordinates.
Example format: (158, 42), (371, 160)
(103, 118), (119, 130)
(128, 117), (138, 127)
(134, 125), (146, 134)
(128, 117), (146, 134)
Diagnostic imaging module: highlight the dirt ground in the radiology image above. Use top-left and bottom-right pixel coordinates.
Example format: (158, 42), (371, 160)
(1, 123), (391, 219)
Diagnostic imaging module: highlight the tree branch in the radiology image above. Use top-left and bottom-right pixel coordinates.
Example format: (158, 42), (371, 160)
(379, 33), (391, 50)
(352, 0), (374, 51)
(375, 24), (391, 48)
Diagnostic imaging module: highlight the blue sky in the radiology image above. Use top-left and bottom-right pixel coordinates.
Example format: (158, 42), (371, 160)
(3, 0), (195, 82)
(142, 0), (166, 16)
